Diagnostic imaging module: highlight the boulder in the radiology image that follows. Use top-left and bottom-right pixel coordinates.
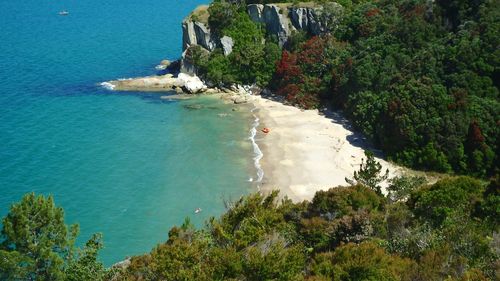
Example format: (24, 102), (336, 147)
(248, 84), (262, 95)
(160, 60), (171, 66)
(233, 95), (248, 104)
(155, 60), (171, 71)
(220, 36), (234, 56)
(177, 73), (207, 94)
(112, 258), (131, 270)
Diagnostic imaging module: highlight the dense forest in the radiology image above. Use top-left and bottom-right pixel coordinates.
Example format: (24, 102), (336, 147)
(186, 0), (499, 177)
(1, 155), (499, 280)
(1, 0), (498, 280)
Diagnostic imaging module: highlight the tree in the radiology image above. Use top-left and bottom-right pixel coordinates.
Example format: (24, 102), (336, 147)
(0, 193), (108, 281)
(65, 233), (110, 281)
(310, 241), (415, 280)
(0, 193), (76, 280)
(345, 150), (389, 195)
(408, 176), (485, 226)
(387, 175), (426, 202)
(207, 0), (238, 37)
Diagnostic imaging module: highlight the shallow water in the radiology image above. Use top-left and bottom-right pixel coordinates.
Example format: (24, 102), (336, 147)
(0, 0), (256, 264)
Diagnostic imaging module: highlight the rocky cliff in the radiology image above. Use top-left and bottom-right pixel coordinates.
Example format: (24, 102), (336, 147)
(180, 2), (342, 73)
(247, 4), (292, 47)
(182, 20), (216, 52)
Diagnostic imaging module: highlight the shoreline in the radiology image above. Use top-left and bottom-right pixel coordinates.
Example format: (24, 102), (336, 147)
(249, 105), (264, 183)
(100, 74), (404, 202)
(251, 95), (402, 202)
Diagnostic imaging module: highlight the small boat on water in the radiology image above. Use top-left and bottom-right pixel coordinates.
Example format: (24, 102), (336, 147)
(194, 208), (202, 214)
(59, 11), (69, 16)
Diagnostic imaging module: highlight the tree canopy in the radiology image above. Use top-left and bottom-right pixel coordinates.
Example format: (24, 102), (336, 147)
(190, 0), (499, 177)
(0, 193), (110, 281)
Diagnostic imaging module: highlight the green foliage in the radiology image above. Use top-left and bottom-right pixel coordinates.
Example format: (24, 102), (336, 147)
(345, 150), (389, 194)
(0, 193), (75, 280)
(0, 193), (108, 281)
(408, 176), (485, 226)
(0, 250), (33, 280)
(199, 0), (499, 176)
(243, 237), (306, 281)
(4, 176), (498, 280)
(207, 0), (238, 37)
(265, 0), (499, 176)
(297, 184), (386, 251)
(387, 175), (427, 202)
(336, 0), (499, 176)
(309, 184), (384, 216)
(310, 241), (415, 281)
(209, 191), (291, 249)
(479, 176), (500, 227)
(65, 233), (111, 281)
(194, 6), (280, 87)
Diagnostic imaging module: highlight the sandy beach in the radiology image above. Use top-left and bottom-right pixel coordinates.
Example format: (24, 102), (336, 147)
(252, 95), (402, 202)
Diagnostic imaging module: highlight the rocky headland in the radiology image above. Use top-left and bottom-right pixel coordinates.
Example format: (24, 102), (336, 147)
(102, 2), (342, 97)
(102, 1), (413, 202)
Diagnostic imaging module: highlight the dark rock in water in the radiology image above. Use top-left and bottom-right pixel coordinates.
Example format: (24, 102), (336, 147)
(156, 59), (181, 75)
(167, 60), (180, 72)
(183, 104), (203, 110)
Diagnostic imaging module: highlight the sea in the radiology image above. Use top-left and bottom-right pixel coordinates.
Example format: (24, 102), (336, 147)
(0, 0), (258, 265)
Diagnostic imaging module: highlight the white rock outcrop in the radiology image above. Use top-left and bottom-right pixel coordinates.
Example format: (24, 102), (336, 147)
(177, 73), (207, 94)
(220, 36), (234, 56)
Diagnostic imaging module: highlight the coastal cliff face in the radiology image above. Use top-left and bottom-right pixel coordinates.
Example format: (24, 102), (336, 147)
(182, 20), (217, 51)
(247, 4), (292, 47)
(289, 6), (331, 35)
(181, 2), (341, 69)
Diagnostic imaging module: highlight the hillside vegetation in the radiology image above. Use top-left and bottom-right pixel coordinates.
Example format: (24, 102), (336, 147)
(188, 0), (499, 177)
(1, 169), (498, 280)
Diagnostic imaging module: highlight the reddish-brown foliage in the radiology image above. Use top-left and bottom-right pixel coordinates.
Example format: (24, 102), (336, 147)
(448, 88), (468, 110)
(467, 121), (486, 148)
(275, 51), (302, 84)
(277, 83), (301, 101)
(365, 8), (380, 17)
(297, 37), (327, 72)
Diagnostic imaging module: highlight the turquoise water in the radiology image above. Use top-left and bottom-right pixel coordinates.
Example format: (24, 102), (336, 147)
(0, 0), (256, 265)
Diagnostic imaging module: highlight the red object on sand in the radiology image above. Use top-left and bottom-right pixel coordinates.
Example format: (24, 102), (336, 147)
(262, 128), (270, 134)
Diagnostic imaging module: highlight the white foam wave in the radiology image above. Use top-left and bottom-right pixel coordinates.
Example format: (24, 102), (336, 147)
(249, 106), (264, 183)
(100, 82), (115, 90)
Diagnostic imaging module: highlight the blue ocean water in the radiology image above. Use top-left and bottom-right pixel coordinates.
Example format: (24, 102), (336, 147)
(0, 0), (256, 265)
